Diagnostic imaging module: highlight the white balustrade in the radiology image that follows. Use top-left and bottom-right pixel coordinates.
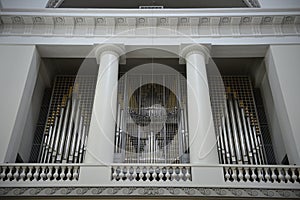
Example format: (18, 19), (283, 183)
(223, 165), (300, 183)
(0, 164), (80, 182)
(111, 164), (192, 182)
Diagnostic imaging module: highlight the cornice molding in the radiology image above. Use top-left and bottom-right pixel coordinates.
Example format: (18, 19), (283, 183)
(0, 14), (299, 38)
(0, 186), (299, 198)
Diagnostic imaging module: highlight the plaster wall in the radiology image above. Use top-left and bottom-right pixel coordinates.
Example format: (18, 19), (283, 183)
(264, 44), (300, 165)
(0, 45), (40, 162)
(0, 0), (48, 9)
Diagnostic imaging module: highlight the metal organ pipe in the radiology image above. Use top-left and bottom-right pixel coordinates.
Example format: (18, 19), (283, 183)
(234, 98), (248, 164)
(240, 106), (253, 164)
(216, 93), (267, 165)
(38, 82), (91, 164)
(224, 97), (237, 164)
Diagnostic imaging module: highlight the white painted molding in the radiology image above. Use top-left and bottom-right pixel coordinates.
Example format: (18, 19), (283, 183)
(0, 186), (299, 198)
(0, 10), (299, 38)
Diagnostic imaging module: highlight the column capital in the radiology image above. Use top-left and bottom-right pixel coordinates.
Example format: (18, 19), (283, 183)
(94, 44), (126, 64)
(179, 44), (211, 64)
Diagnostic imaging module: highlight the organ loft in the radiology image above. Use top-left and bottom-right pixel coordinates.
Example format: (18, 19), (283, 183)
(0, 0), (300, 198)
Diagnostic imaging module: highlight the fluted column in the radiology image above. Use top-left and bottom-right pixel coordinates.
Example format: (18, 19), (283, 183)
(180, 44), (218, 164)
(84, 44), (125, 164)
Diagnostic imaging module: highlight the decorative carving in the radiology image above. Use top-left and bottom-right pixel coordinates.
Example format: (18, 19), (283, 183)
(91, 188), (105, 194)
(12, 188), (26, 195)
(138, 188), (164, 195)
(0, 187), (299, 198)
(1, 14), (299, 38)
(182, 188), (196, 195)
(44, 188), (59, 195)
(167, 188), (180, 195)
(60, 187), (73, 195)
(0, 188), (10, 195)
(107, 188), (119, 194)
(198, 188), (211, 195)
(122, 187), (135, 194)
(76, 188), (89, 195)
(214, 188), (227, 195)
(28, 188), (43, 195)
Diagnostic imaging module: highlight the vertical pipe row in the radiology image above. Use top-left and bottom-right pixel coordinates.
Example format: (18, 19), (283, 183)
(217, 92), (267, 165)
(39, 86), (89, 163)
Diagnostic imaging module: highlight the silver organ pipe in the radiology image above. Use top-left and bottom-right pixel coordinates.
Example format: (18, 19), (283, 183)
(217, 91), (267, 165)
(228, 94), (243, 164)
(234, 97), (248, 164)
(38, 76), (96, 163)
(240, 106), (254, 164)
(114, 74), (189, 164)
(224, 97), (237, 164)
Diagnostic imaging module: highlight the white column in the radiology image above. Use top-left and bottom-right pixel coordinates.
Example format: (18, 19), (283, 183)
(180, 44), (218, 164)
(84, 44), (125, 164)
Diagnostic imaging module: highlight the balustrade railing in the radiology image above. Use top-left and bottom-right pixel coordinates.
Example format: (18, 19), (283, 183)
(224, 165), (300, 183)
(0, 164), (79, 182)
(111, 164), (191, 182)
(1, 163), (299, 184)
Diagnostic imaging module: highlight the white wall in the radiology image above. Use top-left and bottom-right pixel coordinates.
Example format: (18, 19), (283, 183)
(0, 0), (48, 9)
(260, 74), (286, 163)
(265, 45), (300, 165)
(259, 0), (300, 8)
(0, 45), (40, 163)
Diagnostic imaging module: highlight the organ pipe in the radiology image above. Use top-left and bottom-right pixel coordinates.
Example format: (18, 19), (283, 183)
(217, 92), (267, 165)
(39, 86), (90, 163)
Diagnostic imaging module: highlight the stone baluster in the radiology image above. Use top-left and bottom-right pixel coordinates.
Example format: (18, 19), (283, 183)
(291, 169), (297, 182)
(7, 166), (13, 181)
(145, 167), (151, 181)
(165, 167), (171, 181)
(27, 166), (33, 181)
(285, 168), (291, 183)
(112, 166), (117, 180)
(46, 166), (53, 180)
(250, 167), (257, 181)
(53, 166), (59, 180)
(66, 167), (72, 181)
(20, 167), (26, 181)
(231, 168), (237, 182)
(264, 168), (271, 182)
(245, 167), (250, 181)
(33, 167), (40, 181)
(158, 167), (164, 181)
(238, 167), (244, 182)
(13, 166), (20, 181)
(40, 166), (46, 180)
(60, 166), (66, 180)
(224, 167), (230, 181)
(278, 168), (285, 183)
(271, 167), (277, 182)
(186, 167), (191, 181)
(0, 166), (6, 180)
(178, 166), (184, 181)
(257, 167), (263, 182)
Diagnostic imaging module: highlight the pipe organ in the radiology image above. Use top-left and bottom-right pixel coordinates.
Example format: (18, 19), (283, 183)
(38, 76), (97, 163)
(209, 76), (269, 165)
(114, 74), (189, 164)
